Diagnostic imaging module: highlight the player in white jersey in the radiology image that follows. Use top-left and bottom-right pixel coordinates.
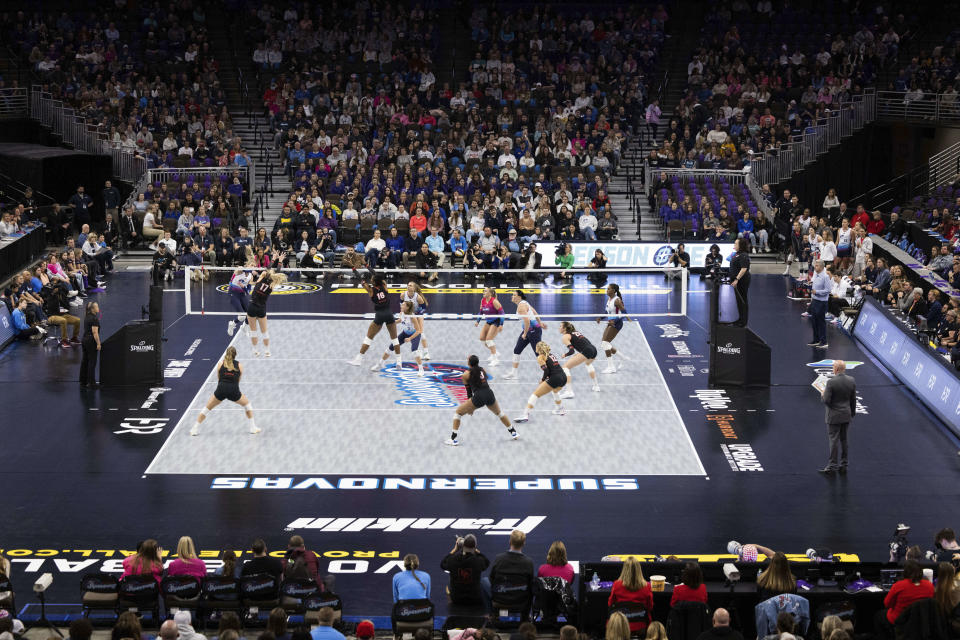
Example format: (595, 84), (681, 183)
(597, 283), (631, 373)
(227, 268), (254, 336)
(371, 301), (425, 375)
(401, 281), (431, 360)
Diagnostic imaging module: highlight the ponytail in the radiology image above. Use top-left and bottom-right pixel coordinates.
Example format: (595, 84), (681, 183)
(223, 346), (238, 371)
(610, 283), (622, 300)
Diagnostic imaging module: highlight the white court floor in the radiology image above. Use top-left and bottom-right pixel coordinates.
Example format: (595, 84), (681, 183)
(144, 319), (705, 476)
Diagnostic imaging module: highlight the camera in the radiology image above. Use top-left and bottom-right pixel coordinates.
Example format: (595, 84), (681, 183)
(554, 241), (568, 258)
(34, 572), (53, 593)
(889, 523), (911, 561)
(722, 563), (740, 583)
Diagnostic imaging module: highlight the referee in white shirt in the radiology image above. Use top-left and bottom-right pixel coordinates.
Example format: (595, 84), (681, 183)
(809, 260), (832, 348)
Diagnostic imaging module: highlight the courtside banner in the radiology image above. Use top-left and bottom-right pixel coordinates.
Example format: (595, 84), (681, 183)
(0, 303), (15, 349)
(534, 242), (735, 268)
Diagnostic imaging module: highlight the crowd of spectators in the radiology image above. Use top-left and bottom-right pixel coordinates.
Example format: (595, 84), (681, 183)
(0, 181), (123, 345)
(0, 4), (254, 171)
(4, 529), (960, 640)
(238, 0), (667, 272)
(645, 1), (913, 176)
(886, 28), (959, 97)
(771, 183), (960, 360)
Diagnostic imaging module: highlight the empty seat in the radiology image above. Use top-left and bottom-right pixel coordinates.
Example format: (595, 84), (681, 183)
(80, 572), (119, 619)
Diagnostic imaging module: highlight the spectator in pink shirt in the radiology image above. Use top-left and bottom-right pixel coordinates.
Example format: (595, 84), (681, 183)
(166, 536), (207, 579)
(536, 540), (575, 584)
(121, 539), (164, 584)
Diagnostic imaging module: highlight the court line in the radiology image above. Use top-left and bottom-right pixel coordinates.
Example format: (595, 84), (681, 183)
(144, 331), (242, 476)
(633, 322), (708, 476)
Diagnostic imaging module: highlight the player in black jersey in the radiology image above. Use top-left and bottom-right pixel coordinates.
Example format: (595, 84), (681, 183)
(346, 271), (401, 366)
(445, 354), (518, 446)
(514, 341), (567, 422)
(558, 321), (601, 398)
(246, 254), (287, 357)
(190, 347), (260, 436)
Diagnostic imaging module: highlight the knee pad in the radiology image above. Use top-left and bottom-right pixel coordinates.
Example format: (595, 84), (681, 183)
(244, 402), (254, 412)
(562, 367), (571, 377)
(249, 330), (258, 338)
(485, 339), (496, 347)
(600, 341), (612, 351)
(452, 411), (461, 422)
(416, 348), (424, 360)
(526, 394), (539, 407)
(391, 337), (400, 346)
(363, 337), (373, 346)
(586, 363), (596, 375)
(199, 407), (209, 417)
(512, 353), (521, 363)
(260, 332), (269, 340)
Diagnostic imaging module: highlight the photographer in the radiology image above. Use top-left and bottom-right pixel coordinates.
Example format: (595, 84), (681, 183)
(667, 243), (690, 280)
(440, 534), (490, 609)
(152, 243), (178, 285)
(589, 249), (608, 285)
(555, 242), (574, 279)
(415, 242), (439, 282)
(703, 244), (724, 280)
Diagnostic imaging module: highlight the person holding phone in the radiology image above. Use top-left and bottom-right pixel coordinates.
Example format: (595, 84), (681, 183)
(440, 533), (490, 608)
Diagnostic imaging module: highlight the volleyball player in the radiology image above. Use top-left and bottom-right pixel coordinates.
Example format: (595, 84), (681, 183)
(226, 267), (254, 336)
(190, 346), (260, 436)
(372, 300), (425, 375)
(558, 321), (600, 398)
(503, 291), (546, 379)
(401, 281), (431, 360)
(247, 257), (288, 357)
(514, 341), (566, 421)
(446, 354), (518, 446)
(476, 286), (504, 366)
(597, 283), (631, 373)
(347, 271), (401, 366)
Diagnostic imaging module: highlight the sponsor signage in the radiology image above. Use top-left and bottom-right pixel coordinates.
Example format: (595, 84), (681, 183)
(130, 340), (156, 353)
(375, 362), (470, 407)
(216, 283), (321, 296)
(0, 304), (14, 348)
(854, 298), (960, 434)
(283, 516), (545, 535)
(534, 242), (735, 268)
(212, 477), (668, 491)
(721, 444), (764, 472)
(690, 390), (764, 472)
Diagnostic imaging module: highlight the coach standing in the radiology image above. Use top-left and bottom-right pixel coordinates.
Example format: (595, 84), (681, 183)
(79, 302), (101, 389)
(820, 360), (857, 475)
(729, 238), (751, 326)
(809, 260), (831, 348)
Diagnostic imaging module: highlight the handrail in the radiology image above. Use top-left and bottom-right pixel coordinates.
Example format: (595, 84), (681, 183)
(747, 89), (877, 189)
(0, 87), (28, 118)
(29, 85), (146, 182)
(876, 91), (960, 125)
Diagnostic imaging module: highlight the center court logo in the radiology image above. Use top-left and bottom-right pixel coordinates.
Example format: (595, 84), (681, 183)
(216, 283), (321, 295)
(377, 363), (471, 407)
(806, 360), (863, 371)
(653, 245), (675, 266)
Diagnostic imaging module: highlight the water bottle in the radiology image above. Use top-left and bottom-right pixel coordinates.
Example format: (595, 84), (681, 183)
(590, 572), (600, 591)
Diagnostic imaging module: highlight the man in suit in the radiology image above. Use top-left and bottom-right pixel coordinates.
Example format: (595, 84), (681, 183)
(121, 206), (141, 249)
(820, 359), (857, 475)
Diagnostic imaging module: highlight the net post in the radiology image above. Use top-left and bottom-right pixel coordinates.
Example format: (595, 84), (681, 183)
(184, 266), (192, 316)
(680, 267), (688, 317)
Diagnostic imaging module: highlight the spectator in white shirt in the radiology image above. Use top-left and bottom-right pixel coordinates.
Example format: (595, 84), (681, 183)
(579, 208), (598, 241)
(497, 151), (516, 168)
(706, 123), (729, 145)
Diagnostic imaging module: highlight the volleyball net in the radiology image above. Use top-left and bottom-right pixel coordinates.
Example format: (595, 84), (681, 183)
(182, 265), (690, 320)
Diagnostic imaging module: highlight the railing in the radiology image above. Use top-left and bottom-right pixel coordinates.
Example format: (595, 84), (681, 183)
(0, 88), (28, 118)
(876, 91), (960, 125)
(748, 88), (877, 188)
(848, 141), (960, 211)
(147, 166), (250, 185)
(929, 140), (960, 189)
(30, 85), (147, 182)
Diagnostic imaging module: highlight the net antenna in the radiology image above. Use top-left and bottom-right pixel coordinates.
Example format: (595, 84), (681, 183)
(183, 265), (690, 319)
